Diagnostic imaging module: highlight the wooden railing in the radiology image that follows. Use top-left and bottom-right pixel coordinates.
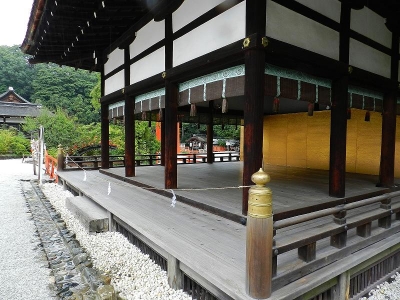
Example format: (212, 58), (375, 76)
(271, 190), (400, 293)
(44, 151), (58, 182)
(60, 152), (240, 170)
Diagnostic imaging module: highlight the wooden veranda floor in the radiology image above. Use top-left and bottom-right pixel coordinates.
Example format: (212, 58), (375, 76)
(100, 162), (390, 221)
(57, 163), (400, 299)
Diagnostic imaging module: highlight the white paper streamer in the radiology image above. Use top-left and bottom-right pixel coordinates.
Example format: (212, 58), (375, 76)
(170, 189), (176, 207)
(108, 182), (111, 195)
(83, 170), (87, 181)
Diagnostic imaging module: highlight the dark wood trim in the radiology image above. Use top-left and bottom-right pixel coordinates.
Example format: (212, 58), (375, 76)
(173, 0), (244, 40)
(378, 33), (399, 188)
(104, 64), (124, 81)
(164, 14), (177, 189)
(207, 101), (214, 164)
(124, 96), (135, 177)
(164, 81), (178, 189)
(101, 104), (110, 169)
(242, 0), (266, 216)
(124, 47), (130, 87)
(161, 109), (166, 166)
(329, 76), (349, 198)
(272, 0), (340, 32)
(101, 65), (105, 97)
(125, 74), (165, 98)
(129, 39), (166, 65)
(265, 37), (348, 79)
(165, 39), (244, 82)
(339, 1), (351, 63)
(350, 31), (392, 56)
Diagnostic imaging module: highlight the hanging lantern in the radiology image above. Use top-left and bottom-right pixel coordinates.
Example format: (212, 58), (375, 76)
(222, 98), (228, 113)
(347, 108), (351, 120)
(190, 103), (197, 117)
(141, 111), (147, 121)
(365, 110), (370, 122)
(273, 97), (280, 113)
(307, 102), (314, 116)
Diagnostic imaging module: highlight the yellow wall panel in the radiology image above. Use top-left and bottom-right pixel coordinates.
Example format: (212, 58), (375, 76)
(306, 111), (330, 170)
(260, 109), (390, 176)
(265, 114), (288, 166)
(287, 114), (307, 168)
(346, 115), (358, 173)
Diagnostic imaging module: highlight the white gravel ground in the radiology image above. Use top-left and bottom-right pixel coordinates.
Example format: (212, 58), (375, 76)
(0, 159), (53, 300)
(41, 179), (191, 300)
(4, 159), (400, 300)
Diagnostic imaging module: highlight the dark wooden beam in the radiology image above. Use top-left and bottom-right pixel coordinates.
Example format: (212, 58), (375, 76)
(378, 33), (399, 187)
(124, 46), (135, 177)
(161, 109), (166, 166)
(242, 0), (266, 216)
(207, 101), (214, 164)
(101, 103), (110, 169)
(164, 14), (177, 189)
(329, 1), (351, 198)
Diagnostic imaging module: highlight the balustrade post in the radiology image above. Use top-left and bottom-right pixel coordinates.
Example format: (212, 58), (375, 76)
(331, 208), (347, 248)
(246, 168), (273, 298)
(193, 154), (197, 163)
(57, 144), (65, 170)
(378, 198), (392, 229)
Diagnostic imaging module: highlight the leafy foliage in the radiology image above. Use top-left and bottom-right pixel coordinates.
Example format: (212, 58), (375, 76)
(0, 46), (35, 101)
(23, 109), (79, 153)
(0, 128), (30, 155)
(31, 64), (99, 124)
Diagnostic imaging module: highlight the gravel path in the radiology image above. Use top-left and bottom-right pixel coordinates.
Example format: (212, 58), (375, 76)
(0, 159), (53, 300)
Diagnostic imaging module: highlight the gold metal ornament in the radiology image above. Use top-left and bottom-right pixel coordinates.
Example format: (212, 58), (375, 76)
(121, 88), (125, 94)
(348, 66), (353, 74)
(247, 168), (273, 218)
(243, 37), (251, 48)
(162, 71), (166, 79)
(261, 37), (269, 48)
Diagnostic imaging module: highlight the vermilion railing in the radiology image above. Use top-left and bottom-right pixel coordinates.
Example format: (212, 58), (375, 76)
(45, 150), (58, 183)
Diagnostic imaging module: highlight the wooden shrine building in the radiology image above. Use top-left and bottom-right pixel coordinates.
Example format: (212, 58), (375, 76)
(22, 0), (400, 299)
(0, 87), (42, 127)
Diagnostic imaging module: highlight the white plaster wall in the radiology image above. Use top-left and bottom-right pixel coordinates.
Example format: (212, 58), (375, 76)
(266, 1), (339, 61)
(104, 48), (124, 75)
(130, 47), (165, 84)
(104, 70), (124, 95)
(130, 20), (165, 59)
(294, 0), (341, 22)
(349, 39), (391, 78)
(173, 1), (245, 67)
(172, 0), (225, 32)
(351, 8), (392, 49)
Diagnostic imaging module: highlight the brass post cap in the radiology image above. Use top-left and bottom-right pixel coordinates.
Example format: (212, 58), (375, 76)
(251, 168), (270, 186)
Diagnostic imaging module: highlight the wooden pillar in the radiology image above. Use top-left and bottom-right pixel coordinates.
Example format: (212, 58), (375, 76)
(378, 32), (399, 187)
(329, 76), (348, 197)
(164, 14), (177, 189)
(124, 46), (135, 177)
(242, 0), (266, 215)
(207, 100), (214, 163)
(164, 81), (178, 189)
(246, 169), (273, 298)
(329, 1), (350, 197)
(125, 96), (135, 177)
(101, 103), (110, 169)
(161, 109), (166, 166)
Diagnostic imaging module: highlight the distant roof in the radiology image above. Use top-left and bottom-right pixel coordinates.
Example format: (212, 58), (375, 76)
(0, 87), (31, 104)
(0, 87), (42, 118)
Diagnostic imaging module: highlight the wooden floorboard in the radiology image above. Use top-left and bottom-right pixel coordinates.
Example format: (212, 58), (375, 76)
(58, 169), (252, 300)
(57, 163), (400, 299)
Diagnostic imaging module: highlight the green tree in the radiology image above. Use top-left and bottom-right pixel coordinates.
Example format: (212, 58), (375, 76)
(90, 73), (101, 112)
(0, 128), (30, 155)
(0, 45), (35, 101)
(23, 108), (79, 153)
(31, 64), (99, 124)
